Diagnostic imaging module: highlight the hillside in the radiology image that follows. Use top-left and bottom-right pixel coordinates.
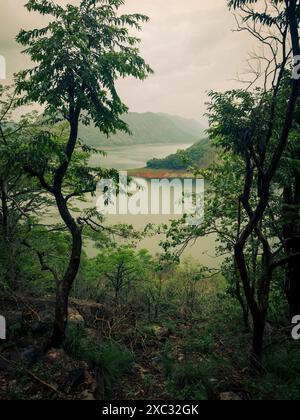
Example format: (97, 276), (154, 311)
(146, 138), (215, 170)
(79, 112), (204, 146)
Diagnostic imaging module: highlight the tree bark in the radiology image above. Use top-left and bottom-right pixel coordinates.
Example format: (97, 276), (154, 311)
(0, 181), (17, 290)
(283, 182), (300, 319)
(51, 229), (82, 347)
(234, 2), (300, 364)
(50, 111), (83, 348)
(235, 240), (271, 367)
(50, 197), (82, 347)
(251, 313), (266, 371)
(1, 181), (9, 239)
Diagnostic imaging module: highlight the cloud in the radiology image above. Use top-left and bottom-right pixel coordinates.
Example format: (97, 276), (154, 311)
(0, 0), (253, 123)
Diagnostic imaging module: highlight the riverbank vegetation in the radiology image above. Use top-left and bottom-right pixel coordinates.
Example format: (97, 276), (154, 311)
(1, 0), (300, 401)
(146, 138), (215, 171)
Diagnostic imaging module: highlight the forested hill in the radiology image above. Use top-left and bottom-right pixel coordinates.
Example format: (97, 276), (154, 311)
(79, 112), (204, 146)
(146, 138), (215, 170)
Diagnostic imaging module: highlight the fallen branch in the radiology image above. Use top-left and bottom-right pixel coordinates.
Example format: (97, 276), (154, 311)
(0, 354), (65, 399)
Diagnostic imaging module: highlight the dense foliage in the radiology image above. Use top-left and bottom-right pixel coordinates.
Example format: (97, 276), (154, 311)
(146, 138), (214, 170)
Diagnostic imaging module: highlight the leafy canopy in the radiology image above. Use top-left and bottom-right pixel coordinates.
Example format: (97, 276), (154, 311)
(16, 0), (153, 134)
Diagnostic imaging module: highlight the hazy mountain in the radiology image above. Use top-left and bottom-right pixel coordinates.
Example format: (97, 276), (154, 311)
(79, 112), (205, 147)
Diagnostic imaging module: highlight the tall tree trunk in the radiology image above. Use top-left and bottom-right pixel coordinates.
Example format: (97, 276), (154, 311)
(235, 269), (250, 331)
(50, 240), (81, 348)
(0, 181), (17, 289)
(50, 111), (82, 348)
(287, 259), (300, 319)
(8, 244), (17, 291)
(235, 244), (271, 367)
(285, 237), (300, 319)
(51, 211), (82, 347)
(283, 181), (300, 318)
(251, 313), (266, 371)
(1, 181), (9, 239)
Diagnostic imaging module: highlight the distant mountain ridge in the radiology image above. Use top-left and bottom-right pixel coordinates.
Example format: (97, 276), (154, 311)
(79, 112), (205, 146)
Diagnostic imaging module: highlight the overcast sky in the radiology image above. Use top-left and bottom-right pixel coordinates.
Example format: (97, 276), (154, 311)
(0, 0), (254, 124)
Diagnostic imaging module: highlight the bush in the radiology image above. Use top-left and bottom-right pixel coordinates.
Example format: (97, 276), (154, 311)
(184, 335), (214, 354)
(166, 362), (208, 400)
(245, 344), (300, 400)
(64, 323), (87, 358)
(64, 323), (133, 396)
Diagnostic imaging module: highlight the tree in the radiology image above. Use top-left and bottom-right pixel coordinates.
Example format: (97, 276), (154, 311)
(0, 85), (47, 290)
(162, 0), (300, 368)
(94, 246), (151, 301)
(16, 0), (152, 347)
(225, 0), (300, 368)
(159, 152), (251, 330)
(279, 109), (300, 318)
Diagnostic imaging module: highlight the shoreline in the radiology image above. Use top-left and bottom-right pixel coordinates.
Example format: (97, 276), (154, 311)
(127, 167), (194, 179)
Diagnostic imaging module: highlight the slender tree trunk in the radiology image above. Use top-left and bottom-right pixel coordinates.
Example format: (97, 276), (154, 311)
(1, 181), (9, 238)
(8, 244), (17, 291)
(232, 0), (300, 371)
(51, 283), (69, 348)
(0, 181), (18, 289)
(114, 263), (123, 301)
(251, 313), (266, 371)
(286, 243), (300, 319)
(283, 182), (300, 319)
(50, 112), (83, 348)
(285, 236), (300, 319)
(51, 219), (82, 347)
(235, 273), (250, 331)
(235, 245), (269, 367)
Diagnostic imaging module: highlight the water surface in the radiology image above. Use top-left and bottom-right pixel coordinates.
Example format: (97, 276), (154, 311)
(84, 143), (222, 268)
(89, 143), (193, 170)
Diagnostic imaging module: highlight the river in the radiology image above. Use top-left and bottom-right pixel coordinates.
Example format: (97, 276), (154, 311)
(89, 143), (194, 169)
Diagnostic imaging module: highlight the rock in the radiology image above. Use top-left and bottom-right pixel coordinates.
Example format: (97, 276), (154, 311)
(68, 308), (85, 326)
(219, 392), (242, 401)
(63, 368), (86, 394)
(72, 302), (112, 327)
(151, 356), (161, 364)
(209, 378), (218, 385)
(21, 346), (43, 365)
(80, 390), (96, 400)
(29, 308), (83, 335)
(153, 326), (170, 341)
(4, 311), (23, 338)
(28, 311), (54, 335)
(44, 349), (67, 365)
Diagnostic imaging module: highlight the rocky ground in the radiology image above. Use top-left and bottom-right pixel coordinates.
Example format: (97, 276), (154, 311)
(0, 293), (105, 399)
(0, 292), (252, 400)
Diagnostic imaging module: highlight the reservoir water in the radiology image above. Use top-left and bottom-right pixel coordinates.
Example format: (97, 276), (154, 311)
(89, 143), (194, 169)
(83, 143), (222, 268)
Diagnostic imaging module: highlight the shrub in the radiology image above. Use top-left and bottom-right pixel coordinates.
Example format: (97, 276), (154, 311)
(184, 334), (214, 354)
(166, 362), (208, 400)
(64, 323), (133, 396)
